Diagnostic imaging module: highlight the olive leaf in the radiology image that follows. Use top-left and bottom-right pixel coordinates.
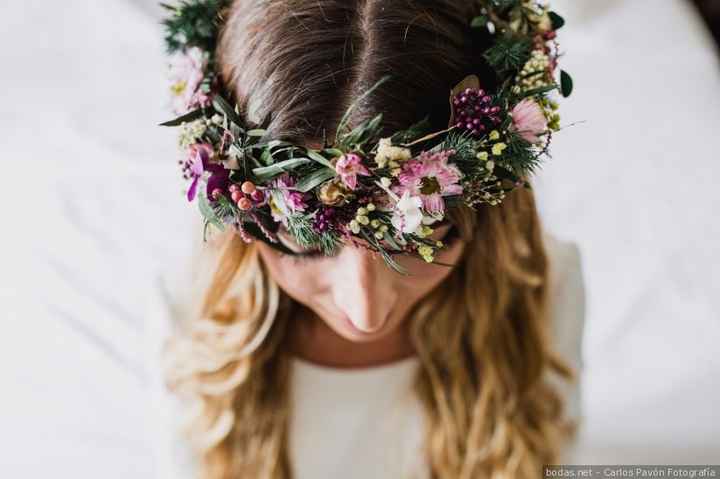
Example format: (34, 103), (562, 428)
(560, 70), (574, 98)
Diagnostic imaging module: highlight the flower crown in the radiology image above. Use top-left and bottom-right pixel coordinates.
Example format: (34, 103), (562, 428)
(161, 0), (573, 273)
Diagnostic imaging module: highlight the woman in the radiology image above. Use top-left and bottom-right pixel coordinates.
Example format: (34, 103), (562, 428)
(153, 0), (586, 477)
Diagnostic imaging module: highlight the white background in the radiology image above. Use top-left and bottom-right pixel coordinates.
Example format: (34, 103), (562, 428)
(1, 0), (718, 477)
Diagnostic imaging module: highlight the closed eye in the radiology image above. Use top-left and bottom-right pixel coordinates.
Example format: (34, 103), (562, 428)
(276, 222), (461, 262)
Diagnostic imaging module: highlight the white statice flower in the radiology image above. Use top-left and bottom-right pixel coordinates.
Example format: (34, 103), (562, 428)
(375, 138), (412, 168)
(178, 119), (207, 149)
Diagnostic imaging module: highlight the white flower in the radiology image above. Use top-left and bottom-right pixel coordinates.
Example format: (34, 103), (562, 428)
(391, 190), (424, 235)
(375, 138), (412, 168)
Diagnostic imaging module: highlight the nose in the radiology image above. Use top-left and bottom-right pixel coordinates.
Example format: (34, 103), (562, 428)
(329, 245), (398, 333)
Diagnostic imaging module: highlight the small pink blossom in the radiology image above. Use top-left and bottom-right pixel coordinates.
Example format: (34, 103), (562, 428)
(335, 153), (370, 190)
(169, 47), (209, 114)
(269, 174), (307, 222)
(392, 150), (463, 216)
(511, 99), (548, 144)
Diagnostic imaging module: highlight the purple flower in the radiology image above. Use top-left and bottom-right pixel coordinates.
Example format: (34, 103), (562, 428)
(184, 143), (228, 202)
(392, 150), (463, 216)
(335, 153), (370, 190)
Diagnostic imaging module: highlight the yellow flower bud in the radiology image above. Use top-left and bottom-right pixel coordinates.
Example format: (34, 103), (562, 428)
(492, 143), (507, 156)
(417, 245), (435, 263)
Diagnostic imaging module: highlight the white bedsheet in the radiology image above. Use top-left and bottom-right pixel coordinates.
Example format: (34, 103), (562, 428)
(1, 0), (718, 477)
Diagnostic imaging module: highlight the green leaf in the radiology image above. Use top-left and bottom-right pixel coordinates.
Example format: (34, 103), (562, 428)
(212, 95), (244, 128)
(252, 157), (311, 181)
(549, 11), (565, 30)
(198, 193), (224, 231)
(391, 116), (432, 144)
(305, 150), (335, 169)
(159, 107), (208, 127)
(560, 70), (574, 98)
(516, 83), (559, 100)
(335, 75), (392, 144)
(323, 148), (344, 158)
(293, 168), (337, 193)
(471, 15), (488, 28)
(246, 129), (266, 137)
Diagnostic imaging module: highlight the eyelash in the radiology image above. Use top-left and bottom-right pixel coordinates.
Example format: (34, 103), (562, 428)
(280, 225), (461, 263)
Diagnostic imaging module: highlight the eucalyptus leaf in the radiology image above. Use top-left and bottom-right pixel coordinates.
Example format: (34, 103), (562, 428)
(323, 148), (344, 158)
(252, 157), (311, 181)
(560, 70), (574, 98)
(159, 107), (208, 127)
(293, 168), (336, 193)
(335, 75), (392, 144)
(198, 193), (224, 231)
(549, 11), (565, 30)
(305, 150), (335, 169)
(212, 95), (244, 128)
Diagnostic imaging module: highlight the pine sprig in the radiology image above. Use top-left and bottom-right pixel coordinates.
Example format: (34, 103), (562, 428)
(285, 214), (340, 255)
(483, 34), (532, 75)
(499, 132), (543, 175)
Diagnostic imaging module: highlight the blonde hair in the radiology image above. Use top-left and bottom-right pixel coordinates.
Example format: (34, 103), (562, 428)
(164, 0), (577, 476)
(164, 188), (577, 478)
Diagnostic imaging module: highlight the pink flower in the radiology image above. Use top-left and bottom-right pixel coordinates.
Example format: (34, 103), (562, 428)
(169, 47), (209, 114)
(392, 150), (463, 216)
(335, 153), (370, 190)
(511, 99), (548, 144)
(269, 174), (307, 222)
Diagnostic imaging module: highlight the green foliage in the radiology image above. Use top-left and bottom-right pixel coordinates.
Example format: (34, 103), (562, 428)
(560, 70), (574, 98)
(252, 158), (311, 182)
(285, 214), (340, 256)
(159, 106), (209, 127)
(440, 131), (481, 168)
(500, 132), (542, 175)
(391, 116), (432, 145)
(549, 11), (565, 30)
(483, 34), (532, 75)
(198, 190), (224, 231)
(490, 0), (521, 9)
(335, 76), (392, 145)
(161, 0), (230, 53)
(294, 168), (337, 193)
(338, 113), (384, 152)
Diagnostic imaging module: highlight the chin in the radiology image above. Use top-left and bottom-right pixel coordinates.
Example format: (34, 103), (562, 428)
(334, 314), (397, 342)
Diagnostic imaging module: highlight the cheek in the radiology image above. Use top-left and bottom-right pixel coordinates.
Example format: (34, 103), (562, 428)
(396, 239), (466, 287)
(379, 239), (467, 313)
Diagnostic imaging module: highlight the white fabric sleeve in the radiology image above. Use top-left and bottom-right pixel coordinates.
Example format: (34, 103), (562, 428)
(544, 235), (587, 464)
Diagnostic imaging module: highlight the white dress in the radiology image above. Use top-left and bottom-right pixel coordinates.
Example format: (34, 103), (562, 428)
(148, 233), (586, 478)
